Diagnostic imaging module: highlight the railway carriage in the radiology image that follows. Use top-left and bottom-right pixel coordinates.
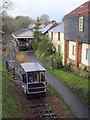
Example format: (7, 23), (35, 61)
(21, 62), (46, 96)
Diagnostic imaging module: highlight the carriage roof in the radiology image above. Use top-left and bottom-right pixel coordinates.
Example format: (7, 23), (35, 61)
(21, 62), (46, 72)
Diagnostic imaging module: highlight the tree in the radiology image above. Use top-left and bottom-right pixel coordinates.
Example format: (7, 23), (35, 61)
(14, 16), (33, 30)
(2, 15), (15, 34)
(40, 14), (50, 24)
(0, 0), (13, 15)
(32, 17), (42, 50)
(37, 35), (53, 57)
(2, 15), (33, 41)
(2, 15), (34, 34)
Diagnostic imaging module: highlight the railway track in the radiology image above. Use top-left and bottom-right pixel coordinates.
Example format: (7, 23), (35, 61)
(3, 41), (58, 119)
(6, 59), (58, 119)
(30, 96), (57, 120)
(4, 58), (58, 119)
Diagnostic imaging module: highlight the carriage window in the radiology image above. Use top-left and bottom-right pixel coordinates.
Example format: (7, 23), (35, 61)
(23, 74), (27, 84)
(40, 72), (45, 81)
(28, 73), (34, 82)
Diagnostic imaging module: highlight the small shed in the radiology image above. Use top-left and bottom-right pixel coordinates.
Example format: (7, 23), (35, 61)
(12, 29), (33, 51)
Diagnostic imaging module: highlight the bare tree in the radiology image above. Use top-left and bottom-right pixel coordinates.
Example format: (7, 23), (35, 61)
(40, 14), (50, 24)
(0, 0), (13, 15)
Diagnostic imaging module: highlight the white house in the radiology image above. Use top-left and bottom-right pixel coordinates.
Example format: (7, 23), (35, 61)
(48, 22), (65, 65)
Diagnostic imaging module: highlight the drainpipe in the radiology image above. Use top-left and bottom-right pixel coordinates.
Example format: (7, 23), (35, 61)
(75, 41), (79, 71)
(64, 40), (67, 65)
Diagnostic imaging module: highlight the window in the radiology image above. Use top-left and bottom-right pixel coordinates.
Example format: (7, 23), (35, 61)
(58, 46), (61, 55)
(20, 41), (26, 46)
(86, 49), (90, 60)
(79, 16), (84, 31)
(72, 45), (76, 55)
(58, 32), (60, 41)
(51, 32), (53, 39)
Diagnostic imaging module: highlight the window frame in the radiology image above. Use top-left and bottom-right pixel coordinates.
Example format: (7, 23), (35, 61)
(51, 32), (53, 39)
(72, 45), (76, 55)
(79, 16), (84, 32)
(86, 48), (90, 60)
(58, 32), (60, 41)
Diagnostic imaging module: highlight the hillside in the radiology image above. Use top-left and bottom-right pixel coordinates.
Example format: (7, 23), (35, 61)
(2, 62), (22, 118)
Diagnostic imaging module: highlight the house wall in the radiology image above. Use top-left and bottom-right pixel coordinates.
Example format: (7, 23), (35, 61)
(67, 41), (90, 68)
(60, 33), (64, 65)
(81, 43), (90, 66)
(48, 32), (52, 39)
(53, 32), (59, 52)
(64, 15), (90, 44)
(49, 31), (64, 64)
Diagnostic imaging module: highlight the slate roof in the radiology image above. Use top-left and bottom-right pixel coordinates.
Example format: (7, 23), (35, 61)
(0, 30), (4, 38)
(49, 22), (64, 33)
(0, 30), (4, 34)
(64, 1), (90, 18)
(12, 29), (33, 38)
(12, 29), (28, 36)
(21, 62), (46, 72)
(40, 21), (58, 34)
(28, 23), (36, 29)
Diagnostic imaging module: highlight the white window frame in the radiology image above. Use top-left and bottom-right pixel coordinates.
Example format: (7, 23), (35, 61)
(72, 45), (76, 55)
(79, 16), (84, 31)
(58, 32), (60, 41)
(86, 48), (90, 60)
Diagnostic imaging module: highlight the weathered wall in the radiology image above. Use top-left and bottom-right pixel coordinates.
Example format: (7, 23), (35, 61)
(64, 15), (90, 44)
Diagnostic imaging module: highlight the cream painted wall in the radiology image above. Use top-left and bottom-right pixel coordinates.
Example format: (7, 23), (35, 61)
(53, 32), (58, 51)
(48, 31), (64, 64)
(69, 41), (76, 61)
(48, 32), (51, 39)
(49, 31), (90, 67)
(81, 43), (90, 66)
(60, 33), (64, 64)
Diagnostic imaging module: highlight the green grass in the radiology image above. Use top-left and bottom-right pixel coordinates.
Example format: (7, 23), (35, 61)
(50, 69), (89, 108)
(2, 62), (22, 118)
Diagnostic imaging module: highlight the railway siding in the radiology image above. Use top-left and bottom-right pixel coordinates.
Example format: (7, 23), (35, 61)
(2, 41), (74, 118)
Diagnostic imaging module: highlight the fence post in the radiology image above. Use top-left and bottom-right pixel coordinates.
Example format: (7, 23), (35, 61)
(6, 60), (9, 71)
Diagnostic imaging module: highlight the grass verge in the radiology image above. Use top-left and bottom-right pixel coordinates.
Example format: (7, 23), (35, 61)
(16, 51), (32, 63)
(2, 62), (22, 118)
(50, 69), (89, 108)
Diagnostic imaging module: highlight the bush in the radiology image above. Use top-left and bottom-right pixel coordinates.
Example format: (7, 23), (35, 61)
(52, 53), (63, 69)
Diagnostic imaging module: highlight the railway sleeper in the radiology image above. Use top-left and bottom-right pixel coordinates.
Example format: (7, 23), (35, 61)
(41, 113), (55, 117)
(37, 115), (57, 120)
